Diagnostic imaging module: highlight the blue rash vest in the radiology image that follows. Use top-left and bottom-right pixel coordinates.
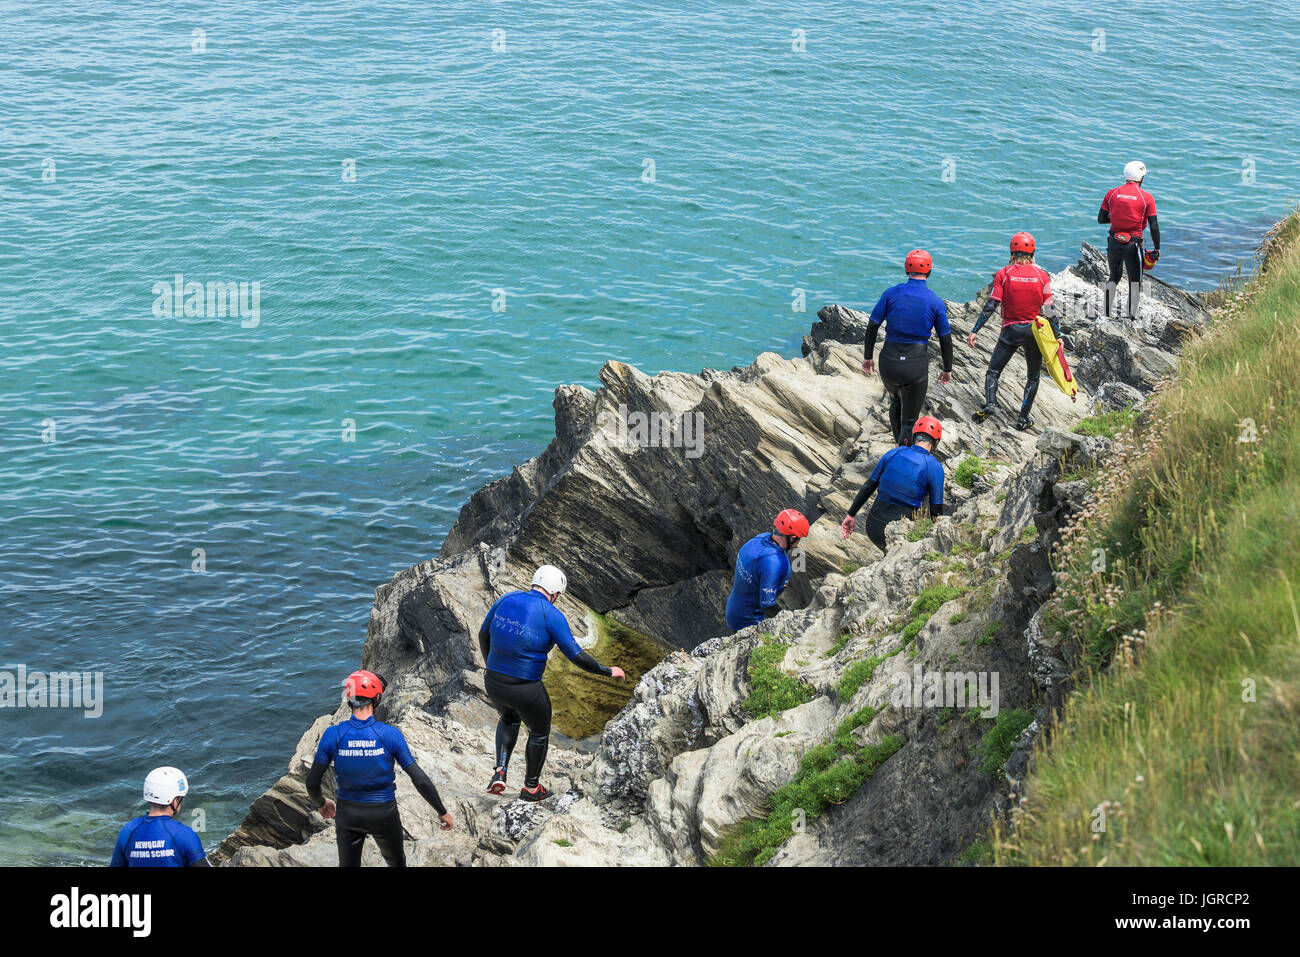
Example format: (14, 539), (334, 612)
(110, 815), (206, 867)
(868, 279), (952, 343)
(871, 444), (945, 509)
(479, 589), (587, 682)
(313, 715), (416, 804)
(725, 533), (792, 631)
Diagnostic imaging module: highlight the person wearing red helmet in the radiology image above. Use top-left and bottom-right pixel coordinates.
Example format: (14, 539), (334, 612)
(1099, 161), (1160, 320)
(861, 249), (954, 445)
(305, 669), (453, 866)
(725, 509), (808, 631)
(841, 417), (945, 552)
(967, 232), (1060, 431)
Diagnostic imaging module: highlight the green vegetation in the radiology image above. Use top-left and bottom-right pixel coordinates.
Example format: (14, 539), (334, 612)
(823, 631), (852, 659)
(553, 839), (573, 847)
(836, 652), (891, 701)
(999, 209), (1300, 866)
(711, 707), (902, 867)
(976, 621), (999, 647)
(906, 518), (933, 541)
(1074, 406), (1139, 439)
(742, 638), (814, 719)
(956, 839), (993, 866)
(976, 708), (1034, 777)
(955, 455), (992, 489)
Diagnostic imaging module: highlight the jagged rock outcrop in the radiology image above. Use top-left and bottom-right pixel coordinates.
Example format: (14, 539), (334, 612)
(217, 244), (1204, 867)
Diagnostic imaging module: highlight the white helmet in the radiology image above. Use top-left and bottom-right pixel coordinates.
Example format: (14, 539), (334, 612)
(1123, 160), (1147, 182)
(143, 766), (189, 805)
(531, 564), (567, 597)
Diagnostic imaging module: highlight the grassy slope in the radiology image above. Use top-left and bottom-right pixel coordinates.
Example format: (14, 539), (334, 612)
(997, 211), (1300, 865)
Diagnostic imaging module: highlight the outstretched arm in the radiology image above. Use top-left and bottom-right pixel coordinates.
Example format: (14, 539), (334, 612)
(970, 297), (999, 337)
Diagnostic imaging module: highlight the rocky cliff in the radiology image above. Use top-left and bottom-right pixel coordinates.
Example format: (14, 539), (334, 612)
(214, 245), (1209, 866)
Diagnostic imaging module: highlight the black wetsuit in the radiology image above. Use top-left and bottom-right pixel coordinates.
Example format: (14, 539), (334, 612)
(1099, 206), (1160, 319)
(483, 670), (554, 788)
(863, 279), (953, 444)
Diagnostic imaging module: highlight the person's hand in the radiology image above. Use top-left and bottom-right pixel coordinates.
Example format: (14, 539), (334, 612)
(861, 360), (875, 376)
(938, 371), (952, 386)
(610, 666), (627, 680)
(320, 799), (336, 820)
(966, 332), (977, 349)
(840, 515), (855, 539)
(439, 812), (454, 831)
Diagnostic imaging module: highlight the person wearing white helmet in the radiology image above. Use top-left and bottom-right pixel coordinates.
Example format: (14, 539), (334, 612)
(1098, 161), (1161, 320)
(110, 767), (209, 867)
(477, 564), (626, 802)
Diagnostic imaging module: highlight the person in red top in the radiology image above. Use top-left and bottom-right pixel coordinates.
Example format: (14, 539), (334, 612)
(1099, 160), (1161, 320)
(967, 232), (1060, 431)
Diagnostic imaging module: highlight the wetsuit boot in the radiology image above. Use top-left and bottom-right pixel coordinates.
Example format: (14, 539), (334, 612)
(973, 370), (999, 423)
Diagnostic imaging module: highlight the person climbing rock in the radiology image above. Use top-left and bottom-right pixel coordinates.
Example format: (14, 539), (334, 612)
(967, 232), (1060, 431)
(305, 670), (453, 867)
(861, 248), (954, 444)
(725, 509), (809, 631)
(1098, 160), (1160, 320)
(479, 565), (625, 803)
(110, 767), (210, 867)
(840, 417), (945, 552)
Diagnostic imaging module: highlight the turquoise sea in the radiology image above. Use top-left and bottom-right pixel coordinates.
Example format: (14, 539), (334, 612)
(2, 1), (1297, 864)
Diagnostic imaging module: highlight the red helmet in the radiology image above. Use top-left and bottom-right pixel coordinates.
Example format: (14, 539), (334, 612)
(344, 670), (384, 703)
(1010, 232), (1036, 255)
(904, 249), (933, 275)
(912, 416), (942, 443)
(773, 508), (810, 538)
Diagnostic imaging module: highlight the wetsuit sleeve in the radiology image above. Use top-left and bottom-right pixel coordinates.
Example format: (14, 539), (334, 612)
(865, 290), (889, 360)
(848, 478), (878, 518)
(1098, 189), (1111, 224)
(938, 333), (953, 372)
(548, 605), (613, 676)
(387, 726), (417, 770)
(756, 553), (789, 611)
(180, 827), (207, 867)
(312, 726), (336, 766)
(929, 459), (945, 510)
(477, 597), (500, 662)
(1148, 215), (1160, 251)
(971, 297), (999, 335)
(404, 762), (448, 816)
(305, 759), (329, 807)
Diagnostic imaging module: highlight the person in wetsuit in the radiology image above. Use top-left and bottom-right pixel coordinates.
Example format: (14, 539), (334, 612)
(305, 670), (453, 867)
(725, 508), (809, 631)
(479, 564), (625, 802)
(110, 766), (210, 867)
(967, 232), (1063, 431)
(862, 248), (954, 445)
(1098, 160), (1160, 320)
(840, 416), (945, 552)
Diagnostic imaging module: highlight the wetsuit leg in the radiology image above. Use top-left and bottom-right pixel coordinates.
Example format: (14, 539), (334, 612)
(982, 327), (1020, 411)
(1106, 235), (1144, 319)
(864, 499), (912, 552)
(485, 671), (552, 788)
(1012, 324), (1042, 420)
(335, 800), (405, 868)
(878, 341), (930, 444)
(335, 800), (367, 867)
(368, 803), (407, 868)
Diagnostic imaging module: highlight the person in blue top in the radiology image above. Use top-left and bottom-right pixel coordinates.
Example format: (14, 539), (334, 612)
(305, 670), (453, 867)
(725, 509), (810, 631)
(478, 564), (626, 802)
(861, 249), (954, 445)
(110, 766), (209, 867)
(840, 416), (946, 552)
